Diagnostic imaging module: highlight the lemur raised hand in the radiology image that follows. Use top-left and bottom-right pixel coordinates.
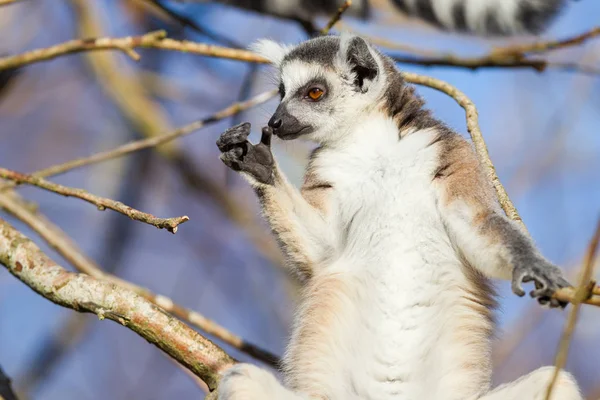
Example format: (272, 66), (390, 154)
(187, 0), (568, 36)
(215, 35), (581, 400)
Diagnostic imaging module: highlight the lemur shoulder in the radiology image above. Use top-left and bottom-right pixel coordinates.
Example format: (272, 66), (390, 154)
(215, 35), (582, 400)
(189, 0), (569, 36)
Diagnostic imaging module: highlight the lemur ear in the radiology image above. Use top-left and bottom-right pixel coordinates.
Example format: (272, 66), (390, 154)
(339, 34), (379, 92)
(249, 39), (292, 67)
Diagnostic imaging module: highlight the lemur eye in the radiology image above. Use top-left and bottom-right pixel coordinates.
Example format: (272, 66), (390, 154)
(306, 87), (324, 101)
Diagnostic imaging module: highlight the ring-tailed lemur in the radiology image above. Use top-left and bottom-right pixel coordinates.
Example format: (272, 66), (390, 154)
(215, 34), (582, 399)
(189, 0), (567, 36)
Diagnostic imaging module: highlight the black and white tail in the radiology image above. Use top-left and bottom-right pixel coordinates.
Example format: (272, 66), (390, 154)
(391, 0), (565, 35)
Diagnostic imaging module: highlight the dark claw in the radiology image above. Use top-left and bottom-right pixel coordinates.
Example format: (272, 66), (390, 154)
(511, 270), (527, 297)
(512, 261), (571, 309)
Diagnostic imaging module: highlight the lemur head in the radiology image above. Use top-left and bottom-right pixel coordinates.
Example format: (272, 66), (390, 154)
(251, 34), (392, 143)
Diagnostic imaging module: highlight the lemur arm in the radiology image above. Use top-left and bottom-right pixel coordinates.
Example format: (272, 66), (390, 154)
(434, 134), (570, 307)
(217, 123), (334, 281)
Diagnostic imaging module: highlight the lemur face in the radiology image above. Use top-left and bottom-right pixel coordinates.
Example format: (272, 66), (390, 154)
(251, 35), (387, 144)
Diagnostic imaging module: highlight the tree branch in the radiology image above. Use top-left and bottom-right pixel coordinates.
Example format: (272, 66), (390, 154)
(400, 72), (600, 308)
(0, 0), (23, 6)
(0, 168), (189, 233)
(545, 217), (600, 400)
(0, 89), (277, 193)
(320, 0), (352, 35)
(69, 0), (287, 278)
(2, 26), (598, 75)
(0, 30), (267, 72)
(0, 191), (280, 367)
(0, 217), (235, 391)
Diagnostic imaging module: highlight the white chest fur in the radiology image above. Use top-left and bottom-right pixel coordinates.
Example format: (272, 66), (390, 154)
(284, 117), (494, 400)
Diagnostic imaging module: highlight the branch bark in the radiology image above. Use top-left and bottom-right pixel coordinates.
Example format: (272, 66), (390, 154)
(0, 191), (280, 367)
(0, 217), (235, 391)
(0, 89), (277, 192)
(0, 30), (267, 72)
(545, 217), (600, 400)
(0, 168), (189, 233)
(320, 0), (352, 35)
(1, 26), (598, 75)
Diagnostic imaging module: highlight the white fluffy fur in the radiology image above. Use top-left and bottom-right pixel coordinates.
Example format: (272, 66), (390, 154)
(219, 111), (582, 399)
(249, 39), (292, 67)
(218, 37), (581, 400)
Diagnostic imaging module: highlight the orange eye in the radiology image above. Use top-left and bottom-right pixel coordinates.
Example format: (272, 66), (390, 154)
(307, 87), (324, 101)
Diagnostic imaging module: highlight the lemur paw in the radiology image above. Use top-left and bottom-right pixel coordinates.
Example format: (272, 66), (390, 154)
(217, 363), (287, 400)
(217, 123), (275, 185)
(511, 262), (571, 308)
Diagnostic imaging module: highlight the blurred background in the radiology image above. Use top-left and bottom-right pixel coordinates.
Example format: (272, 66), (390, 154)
(0, 0), (599, 399)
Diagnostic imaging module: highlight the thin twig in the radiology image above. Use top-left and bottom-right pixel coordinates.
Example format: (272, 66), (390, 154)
(69, 0), (287, 277)
(0, 168), (189, 233)
(366, 25), (600, 74)
(0, 90), (277, 192)
(553, 286), (600, 307)
(320, 0), (352, 35)
(0, 217), (236, 391)
(493, 27), (600, 57)
(3, 25), (597, 75)
(0, 30), (267, 72)
(391, 54), (600, 75)
(545, 217), (600, 400)
(0, 191), (280, 367)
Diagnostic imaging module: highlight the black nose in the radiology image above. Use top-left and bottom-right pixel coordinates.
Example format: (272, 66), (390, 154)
(268, 116), (282, 129)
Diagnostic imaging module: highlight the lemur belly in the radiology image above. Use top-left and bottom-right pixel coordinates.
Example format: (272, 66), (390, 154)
(284, 129), (493, 400)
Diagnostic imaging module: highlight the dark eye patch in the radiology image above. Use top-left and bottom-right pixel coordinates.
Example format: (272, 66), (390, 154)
(294, 77), (330, 100)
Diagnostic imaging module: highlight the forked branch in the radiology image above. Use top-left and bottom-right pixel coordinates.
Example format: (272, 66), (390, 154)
(0, 217), (235, 391)
(0, 168), (188, 233)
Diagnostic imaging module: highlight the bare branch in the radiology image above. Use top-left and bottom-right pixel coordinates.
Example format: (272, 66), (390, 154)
(0, 191), (280, 367)
(545, 217), (600, 400)
(320, 0), (352, 35)
(343, 24), (600, 74)
(0, 30), (266, 72)
(553, 286), (600, 307)
(2, 24), (597, 75)
(0, 89), (277, 193)
(0, 218), (236, 390)
(391, 54), (600, 75)
(69, 0), (287, 278)
(0, 168), (189, 233)
(400, 72), (600, 309)
(0, 0), (23, 5)
(492, 27), (600, 57)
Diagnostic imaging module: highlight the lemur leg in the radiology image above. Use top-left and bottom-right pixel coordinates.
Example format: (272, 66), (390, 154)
(218, 364), (309, 400)
(478, 367), (582, 400)
(435, 134), (571, 307)
(217, 123), (335, 280)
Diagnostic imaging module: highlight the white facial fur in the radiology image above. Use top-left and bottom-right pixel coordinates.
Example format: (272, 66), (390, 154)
(251, 35), (390, 145)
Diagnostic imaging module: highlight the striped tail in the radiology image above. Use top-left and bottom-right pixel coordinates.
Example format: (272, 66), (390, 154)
(391, 0), (565, 36)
